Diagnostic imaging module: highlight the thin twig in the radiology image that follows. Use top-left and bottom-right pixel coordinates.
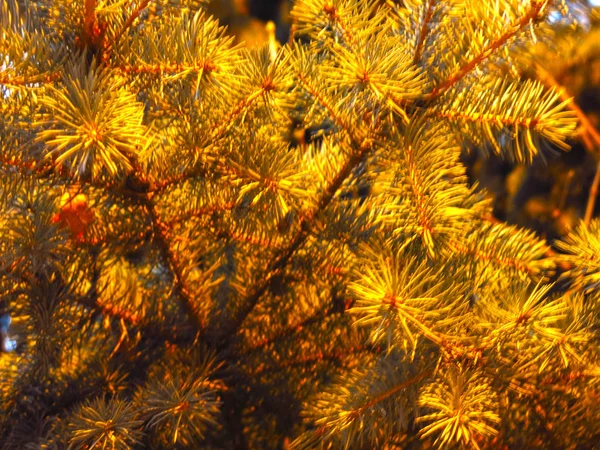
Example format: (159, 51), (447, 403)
(535, 64), (600, 226)
(427, 1), (549, 101)
(413, 0), (436, 66)
(83, 0), (97, 46)
(585, 161), (600, 225)
(535, 64), (600, 149)
(103, 0), (152, 58)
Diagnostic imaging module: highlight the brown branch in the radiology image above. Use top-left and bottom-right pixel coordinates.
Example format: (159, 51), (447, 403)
(3, 154), (199, 345)
(434, 110), (539, 128)
(141, 87), (274, 196)
(296, 72), (358, 140)
(114, 61), (218, 76)
(222, 228), (286, 250)
(535, 64), (600, 150)
(585, 161), (600, 226)
(480, 214), (573, 272)
(450, 239), (537, 276)
(103, 0), (152, 58)
(311, 369), (432, 438)
(164, 202), (236, 229)
(83, 0), (98, 46)
(0, 71), (62, 87)
(209, 71), (377, 347)
(350, 369), (430, 418)
(138, 192), (206, 332)
(218, 135), (374, 349)
(209, 86), (272, 143)
(405, 144), (435, 256)
(413, 0), (436, 65)
(244, 310), (337, 354)
(251, 346), (376, 376)
(427, 1), (549, 101)
(534, 64), (600, 226)
(554, 49), (600, 85)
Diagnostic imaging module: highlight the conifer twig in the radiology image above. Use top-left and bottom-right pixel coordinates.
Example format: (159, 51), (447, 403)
(251, 346), (376, 376)
(244, 309), (341, 353)
(427, 0), (549, 101)
(218, 140), (374, 348)
(450, 239), (537, 276)
(310, 369), (432, 438)
(75, 273), (190, 344)
(322, 2), (355, 45)
(140, 193), (206, 331)
(219, 136), (374, 347)
(213, 71), (377, 346)
(0, 71), (61, 87)
(413, 0), (436, 65)
(585, 161), (600, 226)
(534, 64), (600, 226)
(535, 64), (600, 149)
(480, 214), (573, 271)
(103, 0), (152, 58)
(83, 0), (97, 46)
(164, 202), (236, 228)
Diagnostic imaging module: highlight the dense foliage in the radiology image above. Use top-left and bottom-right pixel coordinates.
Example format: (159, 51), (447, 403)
(1, 0), (600, 448)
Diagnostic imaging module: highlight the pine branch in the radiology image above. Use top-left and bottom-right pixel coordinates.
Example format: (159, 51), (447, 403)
(535, 63), (600, 149)
(217, 45), (379, 344)
(587, 162), (600, 226)
(0, 71), (61, 87)
(412, 0), (436, 65)
(136, 186), (206, 332)
(82, 0), (98, 47)
(533, 63), (600, 225)
(252, 345), (374, 376)
(104, 0), (152, 58)
(427, 0), (550, 101)
(293, 368), (431, 449)
(220, 133), (375, 347)
(244, 309), (341, 353)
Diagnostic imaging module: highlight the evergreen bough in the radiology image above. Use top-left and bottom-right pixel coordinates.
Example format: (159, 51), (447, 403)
(1, 0), (598, 448)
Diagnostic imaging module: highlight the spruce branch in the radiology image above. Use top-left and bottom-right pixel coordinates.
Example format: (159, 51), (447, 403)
(104, 0), (152, 58)
(122, 9), (239, 97)
(348, 245), (468, 349)
(218, 45), (379, 344)
(292, 366), (431, 449)
(1, 0), (596, 447)
(412, 0), (436, 65)
(427, 0), (550, 101)
(136, 371), (222, 445)
(533, 62), (600, 225)
(66, 397), (143, 450)
(0, 71), (62, 87)
(290, 0), (379, 45)
(137, 189), (207, 332)
(163, 200), (236, 229)
(450, 221), (556, 280)
(73, 255), (190, 345)
(535, 65), (600, 150)
(554, 219), (600, 291)
(34, 60), (147, 181)
(587, 162), (600, 226)
(417, 368), (501, 450)
(435, 77), (577, 163)
(220, 132), (375, 346)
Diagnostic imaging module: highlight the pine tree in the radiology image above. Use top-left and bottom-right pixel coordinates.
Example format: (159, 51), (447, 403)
(1, 0), (599, 448)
